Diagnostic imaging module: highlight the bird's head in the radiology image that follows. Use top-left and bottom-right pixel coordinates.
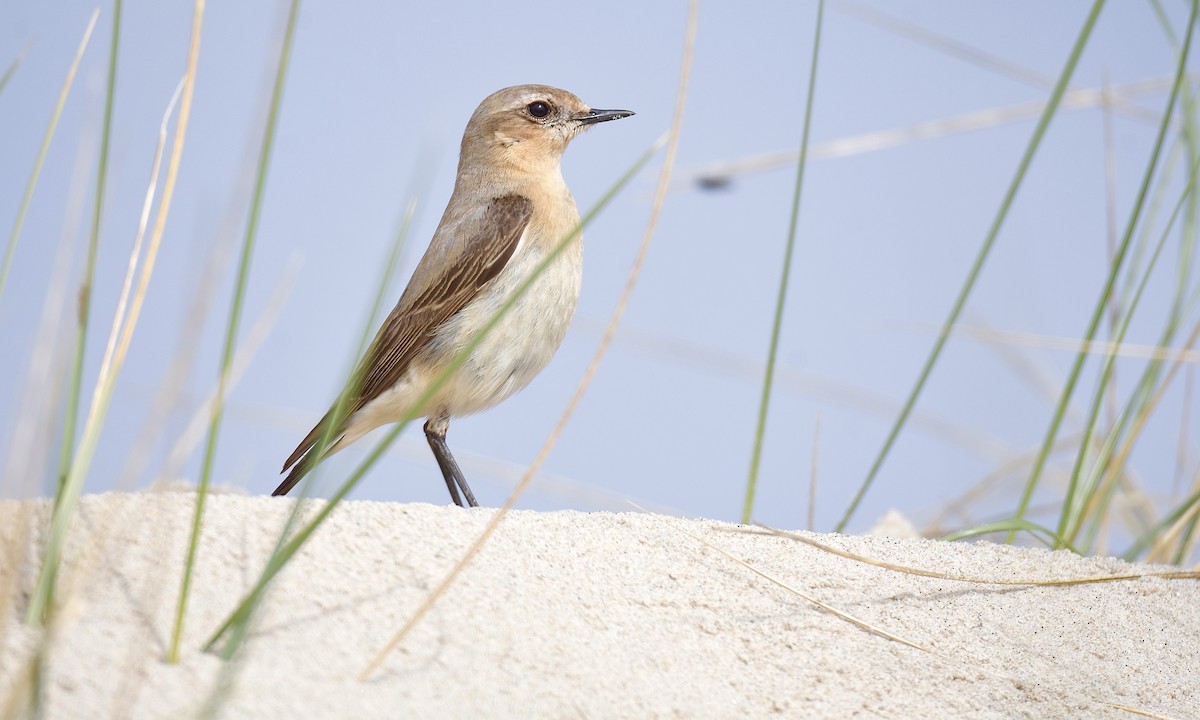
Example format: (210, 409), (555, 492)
(460, 84), (633, 176)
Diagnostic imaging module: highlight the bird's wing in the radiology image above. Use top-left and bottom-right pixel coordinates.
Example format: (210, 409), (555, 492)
(277, 193), (533, 487)
(354, 193), (533, 413)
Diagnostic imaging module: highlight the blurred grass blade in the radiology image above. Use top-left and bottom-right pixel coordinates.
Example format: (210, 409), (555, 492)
(0, 40), (34, 97)
(742, 0), (824, 524)
(285, 198), (424, 508)
(361, 0), (697, 678)
(1124, 439), (1200, 559)
(57, 0), (123, 498)
(1100, 317), (1200, 560)
(942, 519), (1072, 550)
(196, 199), (423, 717)
(367, 199), (420, 337)
(24, 0), (204, 626)
(168, 0), (301, 664)
(0, 11), (98, 308)
(279, 185), (428, 507)
(835, 0), (1107, 533)
(199, 158), (433, 696)
(204, 138), (663, 659)
(1015, 0), (1196, 545)
(1058, 152), (1200, 548)
(1065, 3), (1200, 555)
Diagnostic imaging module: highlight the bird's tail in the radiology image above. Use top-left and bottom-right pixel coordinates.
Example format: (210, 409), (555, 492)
(274, 410), (342, 496)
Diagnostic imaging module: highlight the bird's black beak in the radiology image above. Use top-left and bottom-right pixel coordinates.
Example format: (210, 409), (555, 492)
(575, 108), (635, 125)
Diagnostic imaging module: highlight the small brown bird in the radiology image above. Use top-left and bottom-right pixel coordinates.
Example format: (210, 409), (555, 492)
(274, 84), (633, 505)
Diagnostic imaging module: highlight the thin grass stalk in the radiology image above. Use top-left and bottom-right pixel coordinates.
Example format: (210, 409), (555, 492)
(367, 199), (419, 338)
(1138, 9), (1200, 275)
(742, 0), (824, 524)
(361, 0), (697, 677)
(21, 79), (176, 622)
(1125, 477), (1200, 562)
(203, 139), (661, 659)
(285, 197), (422, 505)
(0, 11), (98, 309)
(203, 197), (421, 685)
(1160, 4), (1200, 566)
(195, 202), (419, 717)
(1093, 318), (1200, 558)
(836, 0), (1108, 532)
(1076, 296), (1199, 554)
(834, 0), (1178, 132)
(808, 414), (820, 531)
(1149, 0), (1200, 396)
(168, 0), (300, 664)
(304, 196), (423, 475)
(1101, 75), (1120, 433)
(1069, 1), (1200, 559)
(142, 264), (300, 500)
(23, 0), (203, 626)
(1035, 5), (1198, 546)
(56, 0), (123, 499)
(1168, 68), (1198, 330)
(114, 131), (310, 492)
(0, 98), (98, 508)
(1058, 149), (1200, 547)
(1113, 138), (1181, 327)
(942, 518), (1074, 550)
(280, 194), (423, 509)
(194, 83), (428, 714)
(1161, 504), (1200, 566)
(1169, 468), (1200, 564)
(0, 40), (33, 96)
(1174, 368), (1196, 503)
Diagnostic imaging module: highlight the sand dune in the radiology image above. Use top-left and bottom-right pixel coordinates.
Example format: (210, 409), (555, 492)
(1, 492), (1196, 719)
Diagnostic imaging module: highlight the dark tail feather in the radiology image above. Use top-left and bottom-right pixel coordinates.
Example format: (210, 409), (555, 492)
(274, 412), (339, 496)
(273, 455), (313, 496)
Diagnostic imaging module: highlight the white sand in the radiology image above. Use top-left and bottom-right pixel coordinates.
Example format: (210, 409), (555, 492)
(1, 492), (1196, 719)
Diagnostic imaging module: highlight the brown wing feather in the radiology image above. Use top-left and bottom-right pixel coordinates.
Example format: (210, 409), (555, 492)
(273, 194), (533, 495)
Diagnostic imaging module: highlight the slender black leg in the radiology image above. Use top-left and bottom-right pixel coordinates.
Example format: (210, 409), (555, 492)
(423, 418), (478, 507)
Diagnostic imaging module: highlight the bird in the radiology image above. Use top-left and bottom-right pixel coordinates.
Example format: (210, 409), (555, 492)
(274, 84), (634, 506)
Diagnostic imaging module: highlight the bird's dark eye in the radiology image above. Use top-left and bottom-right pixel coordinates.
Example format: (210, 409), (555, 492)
(527, 101), (551, 119)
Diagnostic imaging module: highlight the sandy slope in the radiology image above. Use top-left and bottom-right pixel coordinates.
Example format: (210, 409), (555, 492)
(1, 492), (1196, 719)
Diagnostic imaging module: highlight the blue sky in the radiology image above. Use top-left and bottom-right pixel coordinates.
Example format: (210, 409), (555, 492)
(2, 1), (1197, 541)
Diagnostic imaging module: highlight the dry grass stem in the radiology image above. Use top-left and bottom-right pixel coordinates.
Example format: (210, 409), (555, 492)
(688, 72), (1191, 188)
(745, 524), (1200, 585)
(358, 0), (699, 681)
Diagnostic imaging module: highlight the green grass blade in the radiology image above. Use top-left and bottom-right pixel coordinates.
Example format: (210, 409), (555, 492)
(1058, 152), (1200, 547)
(942, 519), (1075, 551)
(168, 0), (302, 664)
(56, 0), (122, 499)
(367, 199), (419, 339)
(204, 137), (663, 659)
(1059, 1), (1200, 557)
(742, 0), (824, 525)
(835, 0), (1108, 533)
(289, 196), (424, 505)
(11, 9), (99, 625)
(949, 154), (1200, 555)
(1017, 0), (1196, 546)
(0, 12), (98, 309)
(195, 196), (423, 718)
(24, 0), (202, 627)
(1169, 501), (1199, 565)
(1114, 139), (1180, 320)
(1122, 485), (1200, 561)
(0, 40), (34, 97)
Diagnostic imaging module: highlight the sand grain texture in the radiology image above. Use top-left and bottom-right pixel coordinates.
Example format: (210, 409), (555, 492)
(0, 492), (1196, 719)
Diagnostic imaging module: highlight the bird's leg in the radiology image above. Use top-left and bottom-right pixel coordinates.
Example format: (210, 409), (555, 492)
(423, 416), (478, 508)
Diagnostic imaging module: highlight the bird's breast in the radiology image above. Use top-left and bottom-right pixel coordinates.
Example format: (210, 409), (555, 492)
(428, 214), (583, 416)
